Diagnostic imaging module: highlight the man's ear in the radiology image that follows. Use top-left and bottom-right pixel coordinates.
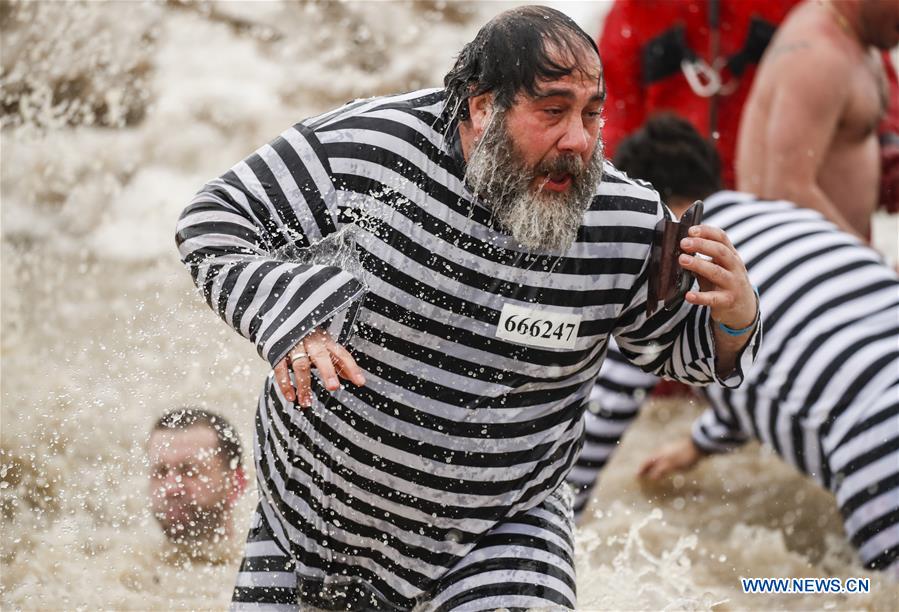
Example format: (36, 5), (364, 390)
(227, 465), (248, 506)
(467, 92), (494, 139)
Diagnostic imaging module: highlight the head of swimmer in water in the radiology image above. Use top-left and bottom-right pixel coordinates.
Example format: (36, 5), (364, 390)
(147, 408), (247, 546)
(444, 5), (606, 253)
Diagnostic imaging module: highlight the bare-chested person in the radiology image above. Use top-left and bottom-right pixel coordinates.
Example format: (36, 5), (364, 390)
(736, 0), (899, 241)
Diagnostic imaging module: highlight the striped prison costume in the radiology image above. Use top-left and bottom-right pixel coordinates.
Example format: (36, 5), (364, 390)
(567, 190), (899, 575)
(176, 89), (760, 610)
(231, 477), (576, 611)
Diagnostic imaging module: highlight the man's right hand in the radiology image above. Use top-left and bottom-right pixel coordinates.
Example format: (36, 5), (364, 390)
(637, 436), (704, 480)
(272, 328), (366, 408)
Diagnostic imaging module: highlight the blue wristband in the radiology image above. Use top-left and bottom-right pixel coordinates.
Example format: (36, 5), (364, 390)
(716, 287), (760, 336)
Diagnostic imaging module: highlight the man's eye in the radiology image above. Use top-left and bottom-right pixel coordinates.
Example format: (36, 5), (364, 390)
(544, 108), (563, 116)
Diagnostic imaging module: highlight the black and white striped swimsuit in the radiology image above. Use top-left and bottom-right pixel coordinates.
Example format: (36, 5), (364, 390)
(176, 90), (759, 609)
(569, 190), (899, 575)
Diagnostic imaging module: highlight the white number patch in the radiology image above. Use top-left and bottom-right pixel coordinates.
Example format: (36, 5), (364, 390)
(495, 303), (581, 350)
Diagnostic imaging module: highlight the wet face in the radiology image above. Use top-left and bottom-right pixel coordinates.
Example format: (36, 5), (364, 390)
(501, 53), (605, 193)
(464, 49), (606, 252)
(148, 425), (237, 543)
(860, 0), (899, 49)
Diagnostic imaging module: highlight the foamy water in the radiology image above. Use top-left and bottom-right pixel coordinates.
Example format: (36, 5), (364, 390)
(2, 2), (896, 610)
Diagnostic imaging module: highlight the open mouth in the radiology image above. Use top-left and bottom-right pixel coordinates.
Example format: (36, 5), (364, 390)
(542, 172), (572, 192)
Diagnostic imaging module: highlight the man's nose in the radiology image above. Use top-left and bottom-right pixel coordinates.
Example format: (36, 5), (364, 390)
(161, 472), (185, 494)
(557, 115), (590, 155)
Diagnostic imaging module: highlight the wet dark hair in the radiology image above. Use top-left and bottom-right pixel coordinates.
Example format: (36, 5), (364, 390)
(613, 113), (722, 202)
(443, 5), (600, 123)
(153, 407), (242, 469)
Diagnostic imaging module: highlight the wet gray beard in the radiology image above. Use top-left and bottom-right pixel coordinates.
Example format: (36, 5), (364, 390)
(464, 110), (604, 253)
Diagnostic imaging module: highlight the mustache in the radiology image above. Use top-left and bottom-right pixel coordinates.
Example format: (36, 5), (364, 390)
(534, 154), (588, 193)
(535, 153), (586, 178)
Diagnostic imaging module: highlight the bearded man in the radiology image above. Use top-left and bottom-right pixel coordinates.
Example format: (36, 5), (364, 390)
(176, 6), (761, 610)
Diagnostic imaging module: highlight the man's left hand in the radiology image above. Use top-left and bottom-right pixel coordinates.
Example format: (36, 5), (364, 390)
(678, 224), (758, 376)
(678, 224), (757, 330)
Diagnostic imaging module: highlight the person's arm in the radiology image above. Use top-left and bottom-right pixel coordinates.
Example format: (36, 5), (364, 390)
(738, 40), (862, 238)
(175, 121), (367, 404)
(597, 0), (647, 161)
(614, 202), (761, 388)
(637, 404), (749, 480)
(690, 403), (750, 455)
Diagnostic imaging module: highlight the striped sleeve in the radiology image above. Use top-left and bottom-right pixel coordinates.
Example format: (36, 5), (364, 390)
(175, 123), (366, 367)
(690, 405), (750, 454)
(612, 226), (761, 387)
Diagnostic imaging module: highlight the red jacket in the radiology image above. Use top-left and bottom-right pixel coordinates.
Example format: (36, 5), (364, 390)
(879, 53), (898, 211)
(599, 0), (799, 187)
